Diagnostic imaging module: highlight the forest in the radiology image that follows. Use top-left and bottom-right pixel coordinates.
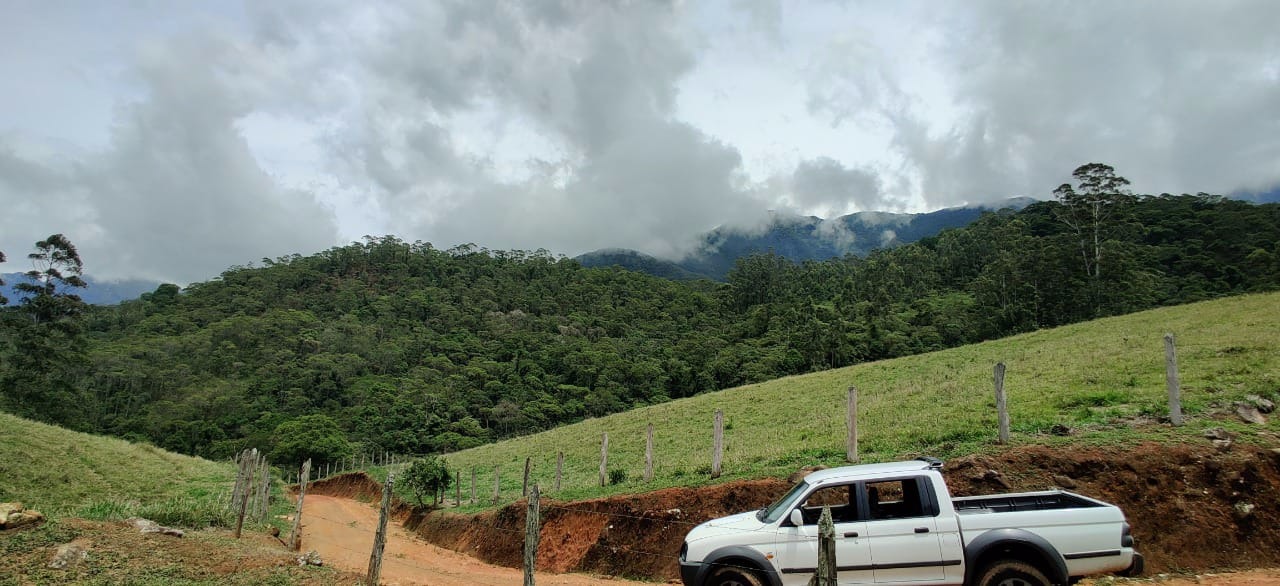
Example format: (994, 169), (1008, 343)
(2, 165), (1279, 466)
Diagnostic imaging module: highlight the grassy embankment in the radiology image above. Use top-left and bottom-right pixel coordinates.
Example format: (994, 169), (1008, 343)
(0, 414), (350, 585)
(0, 412), (237, 526)
(439, 291), (1280, 507)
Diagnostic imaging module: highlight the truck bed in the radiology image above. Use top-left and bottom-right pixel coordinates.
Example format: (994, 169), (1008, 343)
(953, 490), (1106, 514)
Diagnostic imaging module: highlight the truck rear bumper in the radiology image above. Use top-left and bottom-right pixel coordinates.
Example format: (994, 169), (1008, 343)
(1118, 552), (1145, 577)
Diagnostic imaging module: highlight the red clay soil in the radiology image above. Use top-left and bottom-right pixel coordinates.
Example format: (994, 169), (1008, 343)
(403, 478), (790, 580)
(402, 442), (1280, 582)
(300, 472), (414, 520)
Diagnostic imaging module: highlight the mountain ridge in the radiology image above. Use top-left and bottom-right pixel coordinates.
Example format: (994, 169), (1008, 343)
(578, 197), (1038, 280)
(1, 273), (162, 307)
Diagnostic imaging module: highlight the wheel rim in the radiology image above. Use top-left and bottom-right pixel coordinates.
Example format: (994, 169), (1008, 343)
(996, 576), (1036, 586)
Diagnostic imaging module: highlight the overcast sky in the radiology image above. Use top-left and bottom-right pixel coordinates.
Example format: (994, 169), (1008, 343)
(2, 0), (1278, 284)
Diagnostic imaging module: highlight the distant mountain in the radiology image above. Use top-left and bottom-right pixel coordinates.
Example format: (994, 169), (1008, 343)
(2, 273), (163, 306)
(1232, 186), (1280, 204)
(578, 197), (1036, 280)
(572, 249), (707, 281)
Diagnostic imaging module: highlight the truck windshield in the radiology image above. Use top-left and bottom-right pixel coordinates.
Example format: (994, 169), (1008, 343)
(758, 480), (809, 523)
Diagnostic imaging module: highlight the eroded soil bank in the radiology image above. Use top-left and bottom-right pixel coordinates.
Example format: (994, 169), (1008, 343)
(312, 442), (1280, 582)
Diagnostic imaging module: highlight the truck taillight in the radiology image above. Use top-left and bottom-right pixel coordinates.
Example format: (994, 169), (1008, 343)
(1121, 522), (1134, 548)
(680, 542), (688, 562)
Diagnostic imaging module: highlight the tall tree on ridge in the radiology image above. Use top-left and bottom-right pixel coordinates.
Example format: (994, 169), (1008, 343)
(0, 250), (7, 305)
(1052, 163), (1134, 281)
(1, 235), (90, 426)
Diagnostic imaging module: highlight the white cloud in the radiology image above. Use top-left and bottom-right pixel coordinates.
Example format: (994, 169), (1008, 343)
(1, 27), (338, 284)
(3, 0), (1279, 281)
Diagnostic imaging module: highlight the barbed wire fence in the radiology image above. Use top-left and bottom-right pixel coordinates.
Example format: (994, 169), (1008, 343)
(275, 332), (1212, 583)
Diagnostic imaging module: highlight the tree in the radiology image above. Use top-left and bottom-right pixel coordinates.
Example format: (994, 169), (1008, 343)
(403, 455), (452, 506)
(0, 250), (7, 305)
(726, 252), (794, 311)
(1052, 163), (1133, 280)
(0, 235), (91, 426)
(270, 414), (352, 467)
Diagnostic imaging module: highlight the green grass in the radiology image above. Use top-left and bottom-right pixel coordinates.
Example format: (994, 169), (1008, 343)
(0, 415), (328, 583)
(439, 292), (1280, 508)
(0, 412), (234, 521)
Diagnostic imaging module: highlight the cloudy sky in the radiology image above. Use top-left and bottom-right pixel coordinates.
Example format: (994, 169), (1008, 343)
(2, 0), (1278, 284)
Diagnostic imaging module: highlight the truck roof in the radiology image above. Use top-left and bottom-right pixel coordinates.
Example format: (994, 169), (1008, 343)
(802, 460), (938, 485)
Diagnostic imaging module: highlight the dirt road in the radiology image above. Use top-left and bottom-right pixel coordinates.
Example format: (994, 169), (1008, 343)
(300, 492), (1280, 586)
(300, 494), (650, 585)
(1126, 571), (1280, 586)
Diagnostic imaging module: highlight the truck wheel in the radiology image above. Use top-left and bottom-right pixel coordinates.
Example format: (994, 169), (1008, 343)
(977, 560), (1050, 586)
(707, 565), (765, 586)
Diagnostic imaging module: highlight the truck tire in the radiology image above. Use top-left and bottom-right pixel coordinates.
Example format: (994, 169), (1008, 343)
(706, 565), (765, 586)
(976, 560), (1051, 586)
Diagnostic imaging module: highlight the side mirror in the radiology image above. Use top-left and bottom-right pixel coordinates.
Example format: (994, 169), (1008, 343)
(790, 509), (805, 527)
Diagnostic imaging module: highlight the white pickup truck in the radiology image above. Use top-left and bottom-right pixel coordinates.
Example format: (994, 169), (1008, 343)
(679, 458), (1142, 586)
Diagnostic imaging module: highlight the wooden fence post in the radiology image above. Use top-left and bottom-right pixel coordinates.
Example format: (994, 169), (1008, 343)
(522, 457), (531, 497)
(289, 459), (311, 551)
(811, 506), (836, 586)
(258, 456), (271, 523)
(233, 448), (257, 539)
(523, 483), (541, 586)
(493, 466), (501, 506)
(250, 453), (261, 522)
(365, 472), (395, 586)
(846, 387), (859, 463)
(1164, 333), (1184, 426)
(229, 450), (240, 511)
(994, 362), (1010, 444)
(599, 432), (609, 487)
(555, 452), (563, 492)
(711, 410), (723, 479)
(230, 449), (247, 511)
(644, 423), (654, 482)
(248, 451), (260, 519)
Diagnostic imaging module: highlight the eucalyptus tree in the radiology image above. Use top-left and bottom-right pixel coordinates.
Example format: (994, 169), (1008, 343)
(1, 235), (91, 426)
(1052, 163), (1134, 281)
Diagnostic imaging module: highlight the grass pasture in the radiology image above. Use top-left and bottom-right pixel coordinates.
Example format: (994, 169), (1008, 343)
(0, 411), (234, 526)
(441, 292), (1280, 506)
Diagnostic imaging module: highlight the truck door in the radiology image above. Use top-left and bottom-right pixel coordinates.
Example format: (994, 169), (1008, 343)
(775, 482), (874, 585)
(862, 477), (947, 584)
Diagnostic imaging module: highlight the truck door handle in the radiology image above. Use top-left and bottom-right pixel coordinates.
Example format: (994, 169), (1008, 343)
(843, 531), (859, 538)
(914, 527), (929, 534)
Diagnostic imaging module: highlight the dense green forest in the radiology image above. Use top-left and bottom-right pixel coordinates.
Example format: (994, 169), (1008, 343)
(2, 166), (1279, 466)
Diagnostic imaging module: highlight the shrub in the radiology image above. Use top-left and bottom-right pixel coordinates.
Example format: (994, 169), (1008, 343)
(403, 456), (452, 506)
(608, 468), (627, 485)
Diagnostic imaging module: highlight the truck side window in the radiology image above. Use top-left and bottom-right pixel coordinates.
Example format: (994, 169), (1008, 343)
(865, 478), (925, 520)
(798, 484), (859, 524)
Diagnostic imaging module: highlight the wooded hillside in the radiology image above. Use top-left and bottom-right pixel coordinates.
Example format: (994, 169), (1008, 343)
(1, 187), (1277, 465)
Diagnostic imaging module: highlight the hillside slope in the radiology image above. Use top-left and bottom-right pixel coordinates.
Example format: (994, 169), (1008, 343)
(0, 411), (231, 514)
(443, 291), (1280, 503)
